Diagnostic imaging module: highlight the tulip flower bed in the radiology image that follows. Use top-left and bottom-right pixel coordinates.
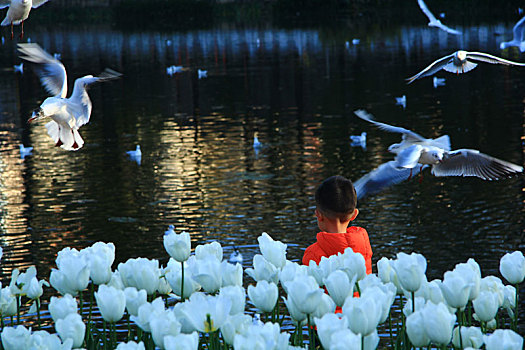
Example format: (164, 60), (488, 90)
(0, 230), (523, 350)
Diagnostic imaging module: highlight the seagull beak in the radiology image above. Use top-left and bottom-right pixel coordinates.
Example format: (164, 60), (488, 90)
(28, 108), (44, 123)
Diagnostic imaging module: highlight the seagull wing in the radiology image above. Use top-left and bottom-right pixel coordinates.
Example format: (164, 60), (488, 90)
(32, 0), (49, 8)
(17, 43), (67, 98)
(69, 68), (122, 127)
(512, 15), (525, 41)
(354, 109), (428, 144)
(417, 0), (437, 22)
(0, 0), (10, 9)
(466, 51), (525, 66)
(436, 22), (462, 35)
(395, 144), (424, 169)
(406, 53), (455, 84)
(354, 160), (427, 199)
(431, 149), (523, 180)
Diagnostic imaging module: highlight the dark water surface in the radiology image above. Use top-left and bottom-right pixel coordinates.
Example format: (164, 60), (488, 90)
(0, 18), (523, 323)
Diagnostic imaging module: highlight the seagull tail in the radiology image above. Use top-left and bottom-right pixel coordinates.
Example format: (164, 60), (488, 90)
(443, 61), (477, 74)
(45, 121), (84, 151)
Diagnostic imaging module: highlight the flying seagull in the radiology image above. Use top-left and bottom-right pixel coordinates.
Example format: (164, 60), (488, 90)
(406, 50), (525, 83)
(0, 0), (50, 39)
(499, 15), (525, 51)
(417, 0), (462, 35)
(354, 109), (523, 181)
(19, 43), (122, 151)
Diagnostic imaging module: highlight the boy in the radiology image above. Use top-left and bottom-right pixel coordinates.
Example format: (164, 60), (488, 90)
(302, 175), (373, 274)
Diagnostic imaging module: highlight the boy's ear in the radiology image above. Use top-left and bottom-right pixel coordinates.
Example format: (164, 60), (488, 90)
(349, 208), (359, 221)
(315, 208), (323, 221)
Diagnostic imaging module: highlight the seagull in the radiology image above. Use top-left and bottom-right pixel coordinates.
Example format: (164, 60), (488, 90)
(126, 145), (141, 165)
(355, 109), (523, 181)
(19, 144), (32, 159)
(395, 95), (406, 109)
(499, 15), (525, 52)
(417, 0), (462, 35)
(19, 43), (122, 151)
(229, 246), (243, 264)
(350, 132), (366, 149)
(354, 160), (427, 199)
(13, 62), (23, 73)
(406, 50), (525, 84)
(166, 65), (183, 76)
(0, 0), (50, 39)
(253, 132), (262, 151)
(433, 76), (446, 88)
(197, 69), (207, 79)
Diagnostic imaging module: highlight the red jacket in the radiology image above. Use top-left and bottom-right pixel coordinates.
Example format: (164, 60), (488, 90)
(302, 226), (373, 274)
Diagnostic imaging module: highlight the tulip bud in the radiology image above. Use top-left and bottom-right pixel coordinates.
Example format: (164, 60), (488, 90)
(483, 329), (523, 350)
(49, 294), (78, 323)
(95, 284), (126, 323)
(421, 302), (456, 346)
(115, 341), (146, 350)
(1, 325), (31, 350)
(247, 280), (278, 313)
(163, 227), (191, 262)
(499, 251), (525, 285)
(163, 332), (199, 350)
(451, 326), (483, 349)
(124, 287), (147, 317)
(257, 232), (287, 269)
(472, 290), (499, 322)
(324, 270), (356, 307)
(406, 310), (430, 347)
(392, 252), (427, 293)
(55, 313), (86, 348)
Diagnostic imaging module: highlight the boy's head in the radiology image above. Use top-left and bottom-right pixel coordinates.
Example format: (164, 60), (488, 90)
(315, 175), (358, 231)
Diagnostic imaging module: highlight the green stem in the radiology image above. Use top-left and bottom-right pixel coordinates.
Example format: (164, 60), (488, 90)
(36, 298), (41, 330)
(1, 314), (4, 331)
(411, 291), (415, 314)
(467, 301), (472, 326)
(16, 296), (20, 325)
(181, 261), (185, 302)
(388, 310), (394, 348)
(513, 283), (519, 332)
(307, 314), (314, 350)
(355, 281), (361, 296)
(89, 283), (94, 325)
(361, 334), (364, 350)
(79, 290), (83, 320)
(126, 312), (131, 341)
(103, 319), (107, 350)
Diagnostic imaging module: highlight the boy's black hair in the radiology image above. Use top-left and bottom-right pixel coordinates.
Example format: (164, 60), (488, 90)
(315, 175), (357, 221)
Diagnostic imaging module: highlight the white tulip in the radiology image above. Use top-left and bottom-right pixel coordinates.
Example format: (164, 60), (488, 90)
(340, 248), (366, 282)
(363, 285), (395, 323)
(180, 292), (231, 333)
(377, 257), (392, 284)
(95, 284), (126, 323)
(173, 302), (197, 334)
(29, 330), (73, 350)
(116, 341), (146, 350)
(406, 310), (430, 347)
(318, 254), (342, 280)
(342, 293), (381, 336)
(440, 270), (471, 309)
(195, 241), (223, 261)
(107, 270), (125, 290)
(499, 251), (525, 285)
(189, 256), (222, 293)
(221, 260), (243, 287)
(454, 259), (481, 301)
(314, 313), (348, 349)
(392, 252), (427, 293)
(280, 261), (308, 293)
(452, 326), (484, 349)
(285, 275), (324, 315)
(323, 270), (355, 307)
(50, 250), (90, 296)
(1, 325), (31, 350)
(130, 298), (167, 333)
(118, 258), (160, 295)
(233, 322), (290, 350)
(328, 328), (361, 350)
(480, 276), (505, 307)
(502, 285), (516, 318)
(149, 310), (181, 349)
(165, 258), (201, 299)
(124, 287), (147, 317)
(311, 293), (336, 320)
(157, 273), (172, 296)
(55, 313), (86, 348)
(49, 294), (78, 322)
(472, 290), (499, 322)
(220, 313), (252, 345)
(163, 227), (191, 262)
(247, 280), (278, 313)
(81, 242), (115, 285)
(11, 266), (48, 299)
(164, 332), (199, 350)
(306, 260), (325, 286)
(245, 254), (279, 284)
(484, 329), (523, 350)
(363, 330), (380, 350)
(421, 302), (456, 346)
(283, 295), (307, 325)
(0, 287), (17, 317)
(257, 232), (287, 269)
(219, 285), (245, 315)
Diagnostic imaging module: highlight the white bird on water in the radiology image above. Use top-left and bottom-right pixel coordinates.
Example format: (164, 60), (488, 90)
(350, 132), (366, 149)
(499, 15), (525, 52)
(13, 62), (23, 73)
(354, 109), (523, 181)
(417, 0), (462, 35)
(126, 145), (141, 165)
(432, 76), (445, 88)
(0, 0), (50, 39)
(229, 246), (243, 264)
(19, 43), (122, 151)
(406, 50), (525, 84)
(395, 95), (406, 109)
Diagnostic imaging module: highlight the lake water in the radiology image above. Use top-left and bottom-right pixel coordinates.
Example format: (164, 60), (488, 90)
(0, 18), (523, 327)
